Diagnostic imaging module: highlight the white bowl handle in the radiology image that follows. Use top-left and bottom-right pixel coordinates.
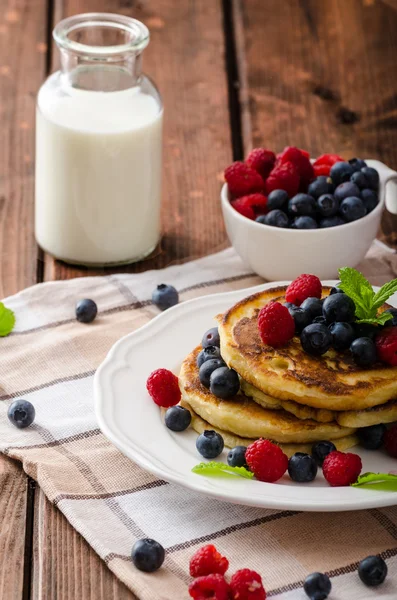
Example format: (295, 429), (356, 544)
(377, 162), (397, 215)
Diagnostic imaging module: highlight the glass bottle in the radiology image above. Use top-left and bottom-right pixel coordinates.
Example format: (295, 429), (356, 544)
(35, 13), (163, 266)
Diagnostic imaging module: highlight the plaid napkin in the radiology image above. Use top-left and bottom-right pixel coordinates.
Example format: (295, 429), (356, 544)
(1, 242), (397, 600)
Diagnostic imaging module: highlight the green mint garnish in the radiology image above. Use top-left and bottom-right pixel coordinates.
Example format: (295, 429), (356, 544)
(338, 267), (397, 326)
(192, 462), (254, 479)
(0, 303), (15, 336)
(352, 472), (397, 492)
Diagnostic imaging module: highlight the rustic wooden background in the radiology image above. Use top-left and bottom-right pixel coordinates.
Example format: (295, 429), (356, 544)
(1, 0), (397, 598)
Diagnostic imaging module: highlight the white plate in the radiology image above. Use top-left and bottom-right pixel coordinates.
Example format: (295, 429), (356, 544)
(94, 281), (397, 512)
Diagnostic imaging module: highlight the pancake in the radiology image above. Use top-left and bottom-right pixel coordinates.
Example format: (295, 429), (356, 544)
(181, 400), (359, 458)
(336, 399), (397, 428)
(179, 346), (355, 444)
(218, 286), (397, 411)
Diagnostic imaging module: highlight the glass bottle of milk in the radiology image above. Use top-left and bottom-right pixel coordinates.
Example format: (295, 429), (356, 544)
(35, 14), (163, 265)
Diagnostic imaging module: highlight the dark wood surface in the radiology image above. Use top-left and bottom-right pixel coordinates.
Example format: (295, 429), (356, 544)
(2, 0), (397, 598)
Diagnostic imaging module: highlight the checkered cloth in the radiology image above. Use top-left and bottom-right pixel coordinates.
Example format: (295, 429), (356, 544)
(1, 243), (397, 599)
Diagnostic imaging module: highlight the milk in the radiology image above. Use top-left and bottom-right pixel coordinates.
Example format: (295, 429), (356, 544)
(35, 74), (163, 265)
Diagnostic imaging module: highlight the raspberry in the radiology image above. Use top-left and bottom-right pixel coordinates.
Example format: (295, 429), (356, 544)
(375, 327), (397, 366)
(189, 574), (230, 600)
(265, 161), (299, 198)
(246, 148), (276, 180)
(322, 451), (362, 486)
(189, 545), (229, 577)
(285, 274), (322, 306)
(231, 193), (268, 220)
(246, 439), (288, 482)
(313, 153), (344, 166)
(258, 301), (295, 348)
(299, 148), (310, 159)
(384, 424), (397, 458)
(314, 164), (331, 177)
(146, 368), (181, 408)
(225, 162), (264, 198)
(230, 569), (266, 600)
(277, 146), (314, 189)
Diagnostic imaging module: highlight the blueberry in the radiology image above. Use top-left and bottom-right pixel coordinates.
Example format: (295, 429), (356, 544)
(329, 322), (356, 350)
(334, 181), (360, 203)
(131, 538), (165, 572)
(358, 555), (387, 587)
(255, 215), (268, 224)
(311, 440), (336, 466)
(330, 285), (344, 295)
(349, 157), (367, 172)
(339, 196), (366, 222)
(361, 167), (379, 190)
(350, 337), (377, 367)
(197, 346), (221, 368)
(303, 572), (332, 600)
(288, 193), (316, 217)
(164, 405), (192, 432)
(322, 293), (356, 323)
(288, 453), (318, 482)
(351, 170), (370, 189)
(152, 284), (179, 311)
(76, 299), (97, 323)
(202, 327), (220, 348)
(312, 315), (327, 325)
(284, 302), (296, 309)
(354, 322), (379, 339)
(8, 399), (35, 429)
(293, 216), (318, 229)
(358, 424), (386, 450)
(316, 194), (338, 218)
(301, 297), (323, 320)
(361, 189), (378, 213)
(319, 216), (344, 228)
(227, 445), (247, 468)
(265, 209), (289, 228)
(308, 176), (334, 199)
(384, 308), (397, 326)
(330, 161), (354, 186)
(267, 189), (289, 211)
(287, 306), (311, 333)
(210, 367), (240, 399)
(196, 430), (224, 458)
(300, 324), (332, 356)
(199, 358), (226, 388)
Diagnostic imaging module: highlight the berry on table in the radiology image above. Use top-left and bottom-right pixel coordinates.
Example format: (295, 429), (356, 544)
(232, 194), (268, 219)
(320, 216), (344, 228)
(300, 324), (332, 356)
(199, 358), (226, 388)
(288, 193), (316, 217)
(285, 274), (322, 306)
(375, 327), (397, 366)
(322, 451), (362, 486)
(308, 176), (334, 199)
(245, 148), (276, 180)
(227, 445), (247, 468)
(384, 423), (397, 457)
(300, 297), (323, 320)
(314, 153), (344, 167)
(266, 189), (289, 211)
(357, 423), (386, 450)
(303, 572), (331, 600)
(131, 538), (165, 572)
(314, 164), (331, 177)
(288, 306), (312, 334)
(265, 161), (300, 198)
(322, 293), (355, 323)
(146, 368), (181, 407)
(197, 346), (222, 368)
(361, 166), (379, 190)
(288, 453), (318, 483)
(76, 298), (97, 323)
(339, 196), (366, 222)
(350, 170), (370, 189)
(350, 337), (377, 368)
(196, 430), (224, 459)
(316, 194), (338, 218)
(278, 146), (315, 189)
(246, 439), (288, 482)
(189, 544), (229, 577)
(334, 181), (360, 203)
(358, 555), (387, 587)
(361, 188), (378, 213)
(265, 209), (289, 228)
(292, 216), (318, 229)
(224, 162), (265, 198)
(330, 161), (354, 186)
(329, 322), (355, 351)
(202, 327), (220, 348)
(152, 284), (179, 311)
(209, 366), (240, 399)
(230, 568), (266, 600)
(164, 405), (192, 432)
(311, 441), (336, 466)
(189, 574), (230, 600)
(258, 302), (295, 348)
(7, 399), (35, 429)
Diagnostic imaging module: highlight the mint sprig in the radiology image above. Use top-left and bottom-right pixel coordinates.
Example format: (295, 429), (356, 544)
(338, 267), (397, 326)
(192, 462), (254, 479)
(352, 472), (397, 492)
(0, 303), (15, 336)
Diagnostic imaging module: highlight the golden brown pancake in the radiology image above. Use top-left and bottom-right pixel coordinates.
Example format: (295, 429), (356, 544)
(336, 399), (397, 428)
(218, 286), (397, 411)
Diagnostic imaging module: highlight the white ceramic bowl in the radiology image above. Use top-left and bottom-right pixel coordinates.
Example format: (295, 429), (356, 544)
(221, 159), (397, 280)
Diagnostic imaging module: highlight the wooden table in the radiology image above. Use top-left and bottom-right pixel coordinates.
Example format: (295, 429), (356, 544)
(1, 0), (397, 597)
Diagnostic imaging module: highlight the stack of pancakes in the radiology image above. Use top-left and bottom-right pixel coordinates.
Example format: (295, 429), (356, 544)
(179, 286), (397, 456)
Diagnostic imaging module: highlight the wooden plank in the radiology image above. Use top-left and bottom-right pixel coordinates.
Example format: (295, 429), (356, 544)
(43, 0), (232, 281)
(32, 489), (135, 600)
(234, 0), (397, 246)
(0, 0), (48, 295)
(0, 456), (28, 600)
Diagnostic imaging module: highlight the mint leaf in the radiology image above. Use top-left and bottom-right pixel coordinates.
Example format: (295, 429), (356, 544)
(0, 303), (15, 336)
(357, 312), (392, 326)
(192, 462), (254, 479)
(338, 267), (374, 318)
(352, 472), (397, 492)
(372, 278), (397, 311)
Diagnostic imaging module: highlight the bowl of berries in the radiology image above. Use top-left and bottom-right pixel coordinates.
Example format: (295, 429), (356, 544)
(221, 148), (397, 280)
